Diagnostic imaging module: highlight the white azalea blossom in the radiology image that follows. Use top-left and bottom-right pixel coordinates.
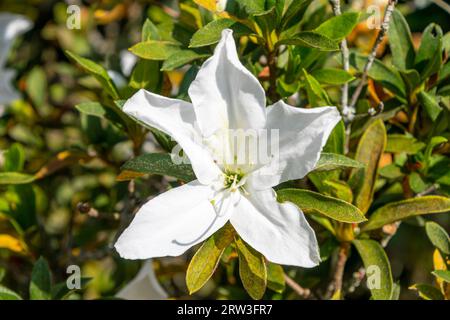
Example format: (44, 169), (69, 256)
(0, 13), (32, 109)
(116, 260), (168, 300)
(115, 29), (341, 267)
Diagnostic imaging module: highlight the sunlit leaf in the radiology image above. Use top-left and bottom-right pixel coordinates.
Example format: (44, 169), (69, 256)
(432, 270), (450, 283)
(409, 284), (444, 300)
(161, 50), (209, 71)
(0, 172), (35, 185)
(314, 152), (364, 172)
(362, 196), (450, 231)
(277, 189), (366, 223)
(388, 9), (415, 70)
(278, 32), (339, 51)
(353, 239), (393, 300)
(425, 221), (450, 254)
(0, 285), (22, 300)
(266, 263), (285, 294)
(315, 12), (360, 41)
(129, 41), (181, 60)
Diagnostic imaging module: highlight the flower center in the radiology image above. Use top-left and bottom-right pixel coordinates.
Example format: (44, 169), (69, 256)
(223, 170), (246, 193)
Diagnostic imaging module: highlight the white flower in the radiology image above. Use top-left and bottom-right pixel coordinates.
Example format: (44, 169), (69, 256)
(115, 29), (340, 267)
(116, 260), (168, 300)
(0, 13), (32, 107)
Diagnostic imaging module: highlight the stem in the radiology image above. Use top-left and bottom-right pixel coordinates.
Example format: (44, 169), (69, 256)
(284, 273), (311, 299)
(267, 50), (280, 102)
(349, 0), (397, 111)
(328, 242), (350, 299)
(432, 0), (450, 14)
(329, 0), (351, 120)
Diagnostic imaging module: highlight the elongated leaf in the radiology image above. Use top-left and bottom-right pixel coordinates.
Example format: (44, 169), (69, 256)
(65, 51), (119, 100)
(350, 120), (387, 214)
(278, 32), (339, 51)
(426, 221), (450, 254)
(303, 69), (332, 106)
(311, 68), (355, 85)
(432, 270), (450, 283)
(350, 53), (406, 99)
(353, 239), (393, 300)
(314, 153), (364, 171)
(186, 224), (235, 294)
(236, 238), (267, 300)
(388, 9), (415, 70)
(315, 12), (360, 41)
(415, 23), (443, 81)
(417, 91), (442, 122)
(281, 0), (312, 30)
(324, 120), (345, 154)
(386, 134), (425, 154)
(266, 263), (285, 294)
(362, 196), (450, 231)
(409, 284), (444, 300)
(277, 189), (366, 223)
(4, 143), (25, 172)
(121, 153), (195, 182)
(129, 41), (181, 60)
(161, 50), (209, 71)
(129, 60), (161, 91)
(0, 285), (22, 300)
(0, 172), (35, 185)
(30, 257), (52, 300)
(189, 19), (253, 48)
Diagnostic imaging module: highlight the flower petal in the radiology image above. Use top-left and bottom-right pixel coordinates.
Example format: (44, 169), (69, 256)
(230, 188), (320, 267)
(115, 180), (231, 259)
(250, 100), (341, 188)
(123, 89), (222, 184)
(116, 260), (167, 300)
(188, 29), (266, 137)
(0, 13), (32, 67)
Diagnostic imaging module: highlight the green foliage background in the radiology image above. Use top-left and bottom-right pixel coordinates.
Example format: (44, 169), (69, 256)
(0, 0), (449, 300)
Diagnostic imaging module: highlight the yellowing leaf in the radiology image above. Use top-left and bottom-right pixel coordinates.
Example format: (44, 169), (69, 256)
(362, 196), (450, 231)
(0, 234), (26, 253)
(235, 238), (267, 300)
(186, 224), (235, 294)
(350, 119), (387, 214)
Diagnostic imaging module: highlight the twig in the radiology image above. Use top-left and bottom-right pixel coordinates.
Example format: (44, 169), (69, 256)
(327, 242), (350, 299)
(349, 0), (397, 111)
(267, 50), (280, 102)
(284, 273), (311, 299)
(329, 0), (351, 121)
(432, 0), (450, 15)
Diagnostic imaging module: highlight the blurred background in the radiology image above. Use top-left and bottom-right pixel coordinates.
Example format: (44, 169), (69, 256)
(0, 0), (449, 300)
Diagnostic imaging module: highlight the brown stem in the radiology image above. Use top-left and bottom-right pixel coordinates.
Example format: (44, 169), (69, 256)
(349, 0), (397, 111)
(267, 50), (280, 103)
(284, 273), (311, 299)
(329, 242), (350, 299)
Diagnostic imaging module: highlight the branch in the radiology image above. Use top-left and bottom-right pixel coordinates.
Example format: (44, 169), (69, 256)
(329, 0), (351, 121)
(284, 273), (311, 299)
(349, 0), (397, 112)
(327, 242), (350, 299)
(432, 0), (450, 15)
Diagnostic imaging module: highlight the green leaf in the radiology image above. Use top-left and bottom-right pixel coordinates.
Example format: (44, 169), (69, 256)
(161, 50), (209, 71)
(75, 102), (127, 129)
(189, 19), (253, 48)
(129, 40), (181, 60)
(362, 196), (450, 231)
(30, 256), (52, 300)
(388, 9), (415, 70)
(26, 66), (47, 107)
(235, 238), (267, 300)
(385, 134), (426, 154)
(0, 284), (23, 300)
(415, 23), (443, 81)
(121, 153), (196, 182)
(65, 50), (119, 100)
(311, 68), (355, 85)
(353, 239), (393, 300)
(303, 69), (332, 106)
(350, 53), (406, 100)
(4, 143), (25, 172)
(432, 270), (450, 283)
(0, 172), (35, 185)
(349, 119), (387, 214)
(324, 120), (345, 154)
(186, 224), (235, 294)
(142, 18), (160, 41)
(314, 152), (364, 172)
(266, 263), (285, 294)
(278, 32), (339, 51)
(281, 0), (312, 30)
(129, 60), (161, 91)
(277, 189), (366, 223)
(425, 221), (450, 255)
(409, 284), (444, 300)
(417, 91), (442, 122)
(315, 12), (360, 41)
